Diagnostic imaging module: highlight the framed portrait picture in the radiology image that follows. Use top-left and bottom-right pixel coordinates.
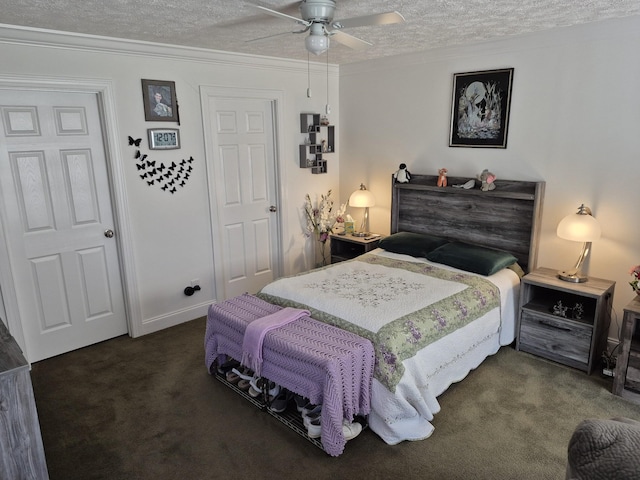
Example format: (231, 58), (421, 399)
(141, 79), (179, 122)
(449, 68), (514, 148)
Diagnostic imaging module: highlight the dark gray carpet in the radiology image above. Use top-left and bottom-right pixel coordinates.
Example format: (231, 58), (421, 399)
(30, 317), (640, 480)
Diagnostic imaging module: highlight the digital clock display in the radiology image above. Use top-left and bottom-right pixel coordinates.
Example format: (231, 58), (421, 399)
(147, 128), (180, 150)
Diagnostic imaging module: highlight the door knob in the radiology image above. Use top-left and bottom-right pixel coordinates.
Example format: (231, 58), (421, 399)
(269, 206), (277, 212)
(104, 229), (114, 238)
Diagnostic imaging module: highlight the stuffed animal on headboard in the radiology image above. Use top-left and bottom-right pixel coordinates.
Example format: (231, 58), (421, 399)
(437, 168), (448, 187)
(477, 169), (496, 191)
(394, 163), (411, 183)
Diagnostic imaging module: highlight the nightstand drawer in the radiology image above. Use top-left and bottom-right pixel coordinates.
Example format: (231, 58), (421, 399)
(329, 234), (381, 264)
(518, 310), (592, 368)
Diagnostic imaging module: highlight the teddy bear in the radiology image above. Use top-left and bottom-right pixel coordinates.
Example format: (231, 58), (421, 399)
(393, 163), (411, 183)
(437, 168), (448, 187)
(477, 169), (496, 191)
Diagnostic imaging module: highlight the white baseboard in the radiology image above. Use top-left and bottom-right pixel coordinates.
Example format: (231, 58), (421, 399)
(135, 302), (211, 337)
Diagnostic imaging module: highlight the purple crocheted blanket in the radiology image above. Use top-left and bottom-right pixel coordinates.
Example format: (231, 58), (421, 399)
(204, 293), (374, 457)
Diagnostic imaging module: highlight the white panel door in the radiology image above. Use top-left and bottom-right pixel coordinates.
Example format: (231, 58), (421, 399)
(0, 90), (127, 362)
(208, 97), (279, 299)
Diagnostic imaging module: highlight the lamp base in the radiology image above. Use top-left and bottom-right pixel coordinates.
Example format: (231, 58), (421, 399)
(557, 271), (588, 283)
(352, 232), (369, 237)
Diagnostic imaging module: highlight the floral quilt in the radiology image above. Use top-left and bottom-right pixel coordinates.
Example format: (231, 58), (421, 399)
(258, 253), (500, 391)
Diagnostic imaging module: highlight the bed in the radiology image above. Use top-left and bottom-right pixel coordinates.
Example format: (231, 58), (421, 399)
(257, 173), (545, 445)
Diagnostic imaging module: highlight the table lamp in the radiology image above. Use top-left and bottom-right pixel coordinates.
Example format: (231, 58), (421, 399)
(556, 204), (601, 283)
(348, 184), (375, 237)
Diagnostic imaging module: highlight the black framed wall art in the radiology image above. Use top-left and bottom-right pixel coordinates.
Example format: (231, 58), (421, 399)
(141, 79), (179, 122)
(449, 68), (514, 148)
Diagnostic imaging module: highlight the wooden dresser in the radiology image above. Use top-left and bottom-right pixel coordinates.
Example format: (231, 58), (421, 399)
(0, 321), (49, 479)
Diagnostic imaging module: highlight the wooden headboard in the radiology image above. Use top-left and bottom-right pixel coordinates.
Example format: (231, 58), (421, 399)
(391, 174), (545, 273)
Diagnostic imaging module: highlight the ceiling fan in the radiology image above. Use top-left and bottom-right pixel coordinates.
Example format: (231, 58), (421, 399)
(247, 0), (405, 55)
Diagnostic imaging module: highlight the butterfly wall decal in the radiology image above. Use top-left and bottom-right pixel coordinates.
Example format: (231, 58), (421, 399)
(127, 135), (195, 194)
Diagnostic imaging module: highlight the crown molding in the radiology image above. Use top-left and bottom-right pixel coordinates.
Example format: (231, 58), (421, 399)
(0, 23), (339, 76)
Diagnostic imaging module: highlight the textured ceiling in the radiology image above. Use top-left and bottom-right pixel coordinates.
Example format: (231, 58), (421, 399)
(1, 0), (639, 64)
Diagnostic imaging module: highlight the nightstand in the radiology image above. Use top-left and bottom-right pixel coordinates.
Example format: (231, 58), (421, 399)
(329, 233), (382, 263)
(516, 267), (615, 374)
(613, 297), (640, 403)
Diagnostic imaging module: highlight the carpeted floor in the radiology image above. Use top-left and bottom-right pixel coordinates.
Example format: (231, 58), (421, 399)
(30, 317), (640, 480)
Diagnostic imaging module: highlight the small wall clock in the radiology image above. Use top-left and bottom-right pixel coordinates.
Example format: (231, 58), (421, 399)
(148, 128), (180, 150)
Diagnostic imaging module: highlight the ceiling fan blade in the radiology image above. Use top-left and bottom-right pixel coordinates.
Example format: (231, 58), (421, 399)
(331, 11), (405, 30)
(245, 31), (294, 43)
(252, 5), (310, 26)
(246, 26), (310, 43)
(329, 30), (372, 50)
(216, 2), (301, 28)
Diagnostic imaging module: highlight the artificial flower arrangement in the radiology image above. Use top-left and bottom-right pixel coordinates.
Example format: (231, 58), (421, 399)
(304, 190), (346, 266)
(630, 265), (640, 295)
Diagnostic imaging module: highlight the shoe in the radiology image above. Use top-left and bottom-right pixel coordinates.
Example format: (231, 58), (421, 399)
(225, 365), (245, 384)
(302, 405), (322, 428)
(230, 367), (254, 391)
(342, 420), (363, 441)
(217, 358), (240, 375)
(293, 394), (309, 413)
(249, 377), (280, 400)
(301, 403), (321, 417)
(303, 411), (322, 429)
(307, 418), (363, 441)
(307, 417), (322, 439)
(268, 389), (292, 413)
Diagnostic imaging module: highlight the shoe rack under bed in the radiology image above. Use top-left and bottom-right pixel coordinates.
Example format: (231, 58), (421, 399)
(215, 369), (326, 451)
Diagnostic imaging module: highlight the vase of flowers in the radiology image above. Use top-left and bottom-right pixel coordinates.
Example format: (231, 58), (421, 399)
(630, 265), (640, 296)
(304, 190), (345, 267)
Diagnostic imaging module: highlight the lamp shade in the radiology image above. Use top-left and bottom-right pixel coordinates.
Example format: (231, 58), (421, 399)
(349, 184), (375, 208)
(557, 204), (601, 242)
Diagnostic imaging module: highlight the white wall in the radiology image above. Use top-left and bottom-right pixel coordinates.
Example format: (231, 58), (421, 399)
(339, 16), (640, 342)
(0, 26), (340, 340)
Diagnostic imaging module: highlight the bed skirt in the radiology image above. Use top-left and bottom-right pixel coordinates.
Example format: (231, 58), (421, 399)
(204, 293), (375, 456)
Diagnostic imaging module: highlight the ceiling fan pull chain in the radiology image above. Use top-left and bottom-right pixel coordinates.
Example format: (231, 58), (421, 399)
(307, 51), (312, 98)
(325, 47), (331, 114)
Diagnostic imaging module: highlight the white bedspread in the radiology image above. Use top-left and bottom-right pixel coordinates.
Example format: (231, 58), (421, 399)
(260, 249), (520, 444)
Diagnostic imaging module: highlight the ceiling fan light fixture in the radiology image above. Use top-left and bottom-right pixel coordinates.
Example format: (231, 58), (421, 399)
(305, 32), (329, 55)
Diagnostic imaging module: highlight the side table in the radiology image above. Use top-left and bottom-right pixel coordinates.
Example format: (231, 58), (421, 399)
(613, 296), (640, 403)
(516, 267), (615, 374)
(329, 233), (382, 264)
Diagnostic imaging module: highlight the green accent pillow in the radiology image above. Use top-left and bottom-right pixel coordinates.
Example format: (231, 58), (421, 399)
(378, 232), (449, 258)
(426, 241), (518, 276)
